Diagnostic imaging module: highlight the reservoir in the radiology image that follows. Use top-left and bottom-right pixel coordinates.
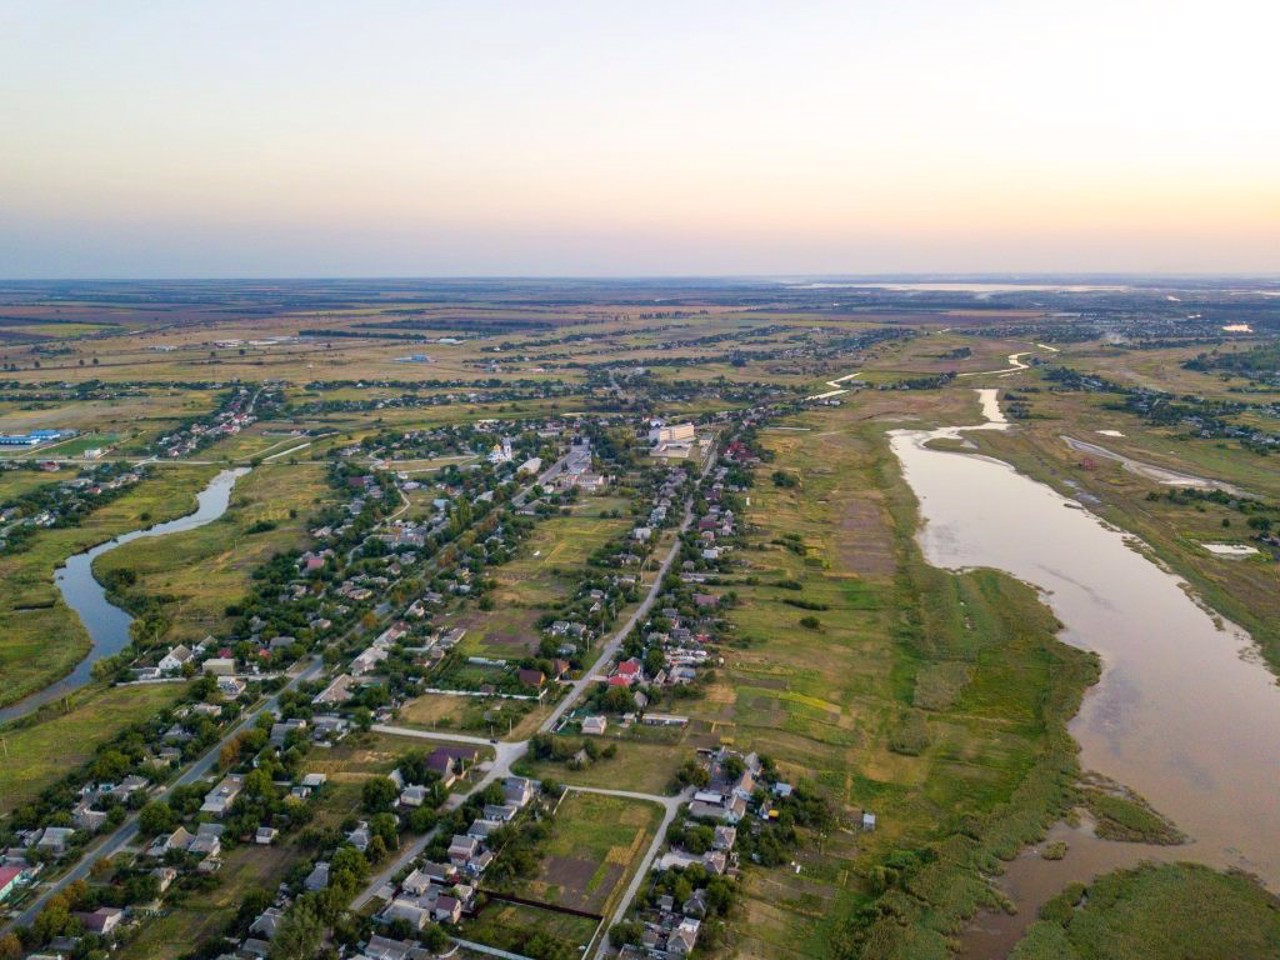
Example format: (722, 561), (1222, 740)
(0, 467), (248, 725)
(890, 392), (1280, 954)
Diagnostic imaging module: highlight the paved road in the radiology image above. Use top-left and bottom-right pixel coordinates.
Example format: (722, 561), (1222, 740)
(4, 656), (326, 932)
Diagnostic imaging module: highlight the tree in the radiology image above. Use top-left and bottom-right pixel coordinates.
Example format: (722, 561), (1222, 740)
(269, 898), (325, 960)
(0, 932), (23, 960)
(91, 747), (129, 783)
(138, 801), (176, 836)
(362, 776), (399, 813)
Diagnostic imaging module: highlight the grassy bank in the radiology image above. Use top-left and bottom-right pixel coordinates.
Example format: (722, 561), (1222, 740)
(0, 682), (186, 814)
(686, 397), (1100, 959)
(0, 465), (217, 707)
(1010, 862), (1280, 960)
(93, 461), (333, 645)
(971, 385), (1280, 675)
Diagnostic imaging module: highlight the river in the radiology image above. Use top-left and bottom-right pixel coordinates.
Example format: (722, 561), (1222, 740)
(889, 391), (1280, 957)
(0, 467), (249, 725)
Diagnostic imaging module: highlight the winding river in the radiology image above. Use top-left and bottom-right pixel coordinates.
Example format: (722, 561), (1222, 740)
(0, 467), (249, 725)
(890, 391), (1280, 956)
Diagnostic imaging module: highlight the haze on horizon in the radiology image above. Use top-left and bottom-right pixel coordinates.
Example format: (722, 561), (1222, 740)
(2, 0), (1278, 279)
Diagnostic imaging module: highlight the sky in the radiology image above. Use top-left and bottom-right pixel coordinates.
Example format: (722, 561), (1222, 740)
(2, 0), (1278, 278)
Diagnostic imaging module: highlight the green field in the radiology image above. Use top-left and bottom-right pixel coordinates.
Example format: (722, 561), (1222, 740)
(462, 901), (600, 957)
(518, 737), (685, 796)
(491, 505), (631, 607)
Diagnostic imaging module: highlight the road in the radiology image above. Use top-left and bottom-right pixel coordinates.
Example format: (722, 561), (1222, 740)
(4, 656), (326, 932)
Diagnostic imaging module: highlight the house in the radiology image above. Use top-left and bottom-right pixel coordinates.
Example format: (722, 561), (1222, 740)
(713, 825), (737, 851)
(216, 675), (246, 698)
(255, 827), (278, 845)
(582, 715), (608, 736)
(616, 658), (643, 681)
(249, 906), (286, 940)
(270, 718), (308, 747)
(384, 898), (431, 931)
(362, 934), (433, 960)
(683, 888), (709, 918)
(71, 800), (108, 832)
(201, 657), (236, 676)
(502, 777), (536, 807)
(399, 784), (430, 808)
(669, 917), (701, 956)
(304, 861), (330, 892)
(418, 861), (458, 885)
(862, 811), (877, 832)
(188, 834), (221, 858)
(516, 668), (545, 690)
(483, 803), (520, 823)
(311, 715), (351, 742)
(434, 894), (462, 924)
(447, 835), (479, 865)
(313, 673), (355, 705)
(0, 866), (22, 902)
(425, 746), (477, 785)
(35, 827), (75, 855)
(200, 774), (243, 816)
(150, 827), (193, 857)
(77, 906), (124, 936)
(158, 645), (193, 674)
(689, 796), (747, 823)
(400, 868), (435, 896)
(347, 822), (372, 853)
(466, 819), (501, 839)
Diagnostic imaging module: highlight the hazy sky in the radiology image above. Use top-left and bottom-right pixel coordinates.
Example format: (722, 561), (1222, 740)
(3, 1), (1278, 277)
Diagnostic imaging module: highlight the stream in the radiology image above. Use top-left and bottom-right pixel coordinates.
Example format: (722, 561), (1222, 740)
(889, 391), (1280, 957)
(0, 467), (249, 725)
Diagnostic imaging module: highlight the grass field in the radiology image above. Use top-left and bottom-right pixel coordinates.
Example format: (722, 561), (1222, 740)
(0, 469), (61, 502)
(0, 464), (217, 706)
(0, 682), (186, 813)
(517, 735), (687, 796)
(462, 901), (600, 957)
(491, 507), (631, 607)
(397, 689), (555, 742)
